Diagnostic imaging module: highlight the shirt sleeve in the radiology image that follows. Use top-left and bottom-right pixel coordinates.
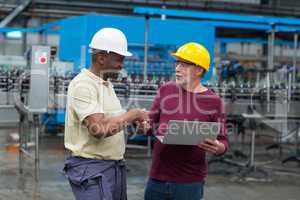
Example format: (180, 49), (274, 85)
(70, 80), (104, 123)
(215, 98), (229, 156)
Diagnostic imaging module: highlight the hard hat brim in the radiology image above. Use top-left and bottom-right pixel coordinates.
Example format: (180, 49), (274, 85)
(171, 52), (208, 71)
(89, 44), (132, 57)
(171, 52), (193, 64)
(115, 50), (132, 57)
(171, 52), (180, 58)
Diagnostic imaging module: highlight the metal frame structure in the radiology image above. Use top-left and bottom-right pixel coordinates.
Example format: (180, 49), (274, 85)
(2, 0), (300, 20)
(0, 0), (31, 27)
(15, 99), (40, 182)
(282, 122), (300, 164)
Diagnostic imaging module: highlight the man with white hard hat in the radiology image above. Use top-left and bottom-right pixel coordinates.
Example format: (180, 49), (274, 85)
(63, 27), (149, 200)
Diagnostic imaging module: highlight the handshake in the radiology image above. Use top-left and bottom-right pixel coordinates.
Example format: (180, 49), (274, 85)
(127, 108), (151, 134)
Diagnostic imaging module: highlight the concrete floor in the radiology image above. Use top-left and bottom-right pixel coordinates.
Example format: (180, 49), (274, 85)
(1, 127), (300, 200)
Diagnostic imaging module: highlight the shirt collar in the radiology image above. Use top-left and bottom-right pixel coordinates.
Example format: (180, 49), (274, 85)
(82, 68), (110, 87)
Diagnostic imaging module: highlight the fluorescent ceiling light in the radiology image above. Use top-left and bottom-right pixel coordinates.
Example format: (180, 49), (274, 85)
(6, 31), (22, 39)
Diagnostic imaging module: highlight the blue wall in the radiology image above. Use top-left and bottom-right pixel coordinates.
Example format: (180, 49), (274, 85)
(58, 14), (215, 81)
(59, 14), (145, 72)
(148, 18), (215, 81)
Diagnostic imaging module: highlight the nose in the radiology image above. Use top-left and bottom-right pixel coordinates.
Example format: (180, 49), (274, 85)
(176, 64), (182, 74)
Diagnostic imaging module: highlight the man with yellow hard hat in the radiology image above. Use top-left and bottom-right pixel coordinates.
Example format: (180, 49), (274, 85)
(142, 42), (228, 200)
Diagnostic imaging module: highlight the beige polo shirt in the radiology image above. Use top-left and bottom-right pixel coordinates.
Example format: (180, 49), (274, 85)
(64, 68), (125, 160)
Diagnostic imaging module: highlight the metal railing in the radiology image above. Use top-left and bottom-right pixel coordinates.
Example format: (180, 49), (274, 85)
(15, 98), (41, 182)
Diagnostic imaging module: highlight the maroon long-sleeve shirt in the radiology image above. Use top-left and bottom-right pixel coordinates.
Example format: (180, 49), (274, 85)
(148, 81), (228, 183)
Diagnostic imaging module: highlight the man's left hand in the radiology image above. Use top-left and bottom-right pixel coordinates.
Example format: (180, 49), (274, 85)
(198, 139), (225, 155)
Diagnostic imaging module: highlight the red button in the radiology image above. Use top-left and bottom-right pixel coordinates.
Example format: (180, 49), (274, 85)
(40, 57), (46, 64)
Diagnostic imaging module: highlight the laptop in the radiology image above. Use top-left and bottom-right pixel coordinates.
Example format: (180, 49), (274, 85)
(155, 120), (221, 145)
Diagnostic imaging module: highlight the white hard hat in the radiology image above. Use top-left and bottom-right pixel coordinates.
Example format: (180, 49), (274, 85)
(89, 27), (132, 57)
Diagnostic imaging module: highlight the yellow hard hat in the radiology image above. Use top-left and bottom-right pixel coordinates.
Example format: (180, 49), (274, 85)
(172, 42), (210, 71)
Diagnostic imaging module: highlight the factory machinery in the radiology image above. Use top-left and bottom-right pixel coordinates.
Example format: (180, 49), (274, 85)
(1, 50), (300, 130)
(2, 59), (300, 116)
(2, 57), (300, 144)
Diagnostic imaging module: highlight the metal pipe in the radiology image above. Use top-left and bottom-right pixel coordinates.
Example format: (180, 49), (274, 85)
(288, 73), (292, 111)
(0, 0), (31, 27)
(19, 114), (24, 174)
(6, 87), (9, 105)
(267, 34), (270, 104)
(250, 130), (256, 167)
(20, 149), (35, 160)
(80, 45), (86, 69)
(143, 15), (149, 82)
(255, 72), (260, 89)
(22, 20), (27, 57)
(34, 114), (40, 182)
(293, 32), (298, 87)
(296, 122), (300, 154)
(267, 27), (275, 112)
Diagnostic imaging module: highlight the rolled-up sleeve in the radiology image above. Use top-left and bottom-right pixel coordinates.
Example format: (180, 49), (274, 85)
(70, 80), (104, 123)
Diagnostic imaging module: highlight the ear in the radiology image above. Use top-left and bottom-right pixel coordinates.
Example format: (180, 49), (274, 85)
(96, 54), (105, 65)
(196, 67), (204, 77)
